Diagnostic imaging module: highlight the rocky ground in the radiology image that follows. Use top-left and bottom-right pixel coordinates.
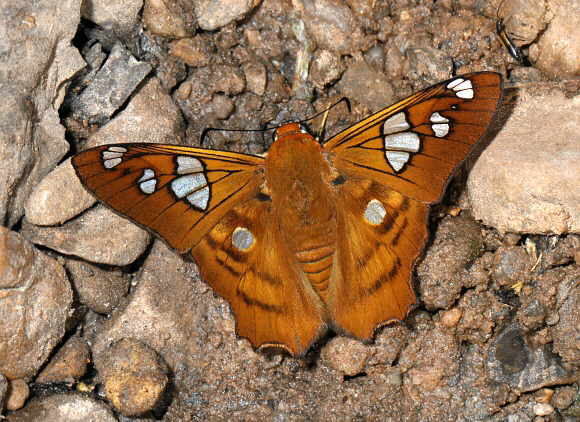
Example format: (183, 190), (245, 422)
(0, 0), (579, 420)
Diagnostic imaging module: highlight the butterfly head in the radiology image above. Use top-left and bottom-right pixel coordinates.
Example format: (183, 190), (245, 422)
(272, 123), (311, 143)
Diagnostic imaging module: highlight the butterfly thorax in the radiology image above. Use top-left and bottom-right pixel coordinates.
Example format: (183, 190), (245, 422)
(265, 124), (338, 302)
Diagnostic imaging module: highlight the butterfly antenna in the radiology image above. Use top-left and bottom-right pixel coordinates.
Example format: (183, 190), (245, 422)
(200, 126), (273, 146)
(298, 97), (351, 126)
(200, 98), (351, 145)
(296, 97), (351, 142)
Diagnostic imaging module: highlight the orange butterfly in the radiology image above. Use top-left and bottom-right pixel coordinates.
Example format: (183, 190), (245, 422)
(73, 72), (502, 356)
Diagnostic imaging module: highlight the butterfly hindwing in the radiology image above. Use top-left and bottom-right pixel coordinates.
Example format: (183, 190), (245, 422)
(330, 177), (428, 339)
(191, 197), (325, 355)
(324, 72), (502, 203)
(72, 144), (264, 252)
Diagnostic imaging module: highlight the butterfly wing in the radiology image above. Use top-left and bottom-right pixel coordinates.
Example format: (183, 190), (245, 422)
(324, 72), (503, 339)
(72, 143), (264, 252)
(330, 178), (428, 339)
(191, 198), (325, 355)
(73, 143), (325, 355)
(324, 72), (503, 203)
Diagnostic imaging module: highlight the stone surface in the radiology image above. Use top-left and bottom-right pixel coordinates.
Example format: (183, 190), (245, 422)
(35, 336), (90, 384)
(90, 240), (216, 382)
(98, 338), (168, 416)
(194, 0), (262, 31)
(516, 267), (560, 331)
(336, 60), (395, 113)
(20, 205), (150, 267)
(551, 386), (578, 410)
(5, 392), (117, 421)
(534, 0), (580, 77)
(142, 0), (196, 38)
(242, 61), (268, 96)
(320, 337), (372, 376)
(169, 36), (212, 67)
(456, 290), (510, 345)
(65, 258), (131, 314)
(0, 227), (73, 380)
(417, 214), (484, 310)
(468, 83), (580, 234)
(308, 49), (345, 89)
(406, 47), (453, 85)
(293, 0), (373, 55)
(486, 323), (578, 392)
(0, 0), (84, 227)
(491, 246), (534, 289)
(24, 158), (96, 226)
(71, 43), (152, 124)
(4, 379), (29, 411)
(552, 265), (580, 364)
(86, 77), (185, 148)
(81, 0), (143, 37)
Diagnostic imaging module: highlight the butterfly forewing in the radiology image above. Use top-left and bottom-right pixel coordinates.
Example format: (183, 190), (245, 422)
(324, 72), (502, 203)
(73, 144), (264, 252)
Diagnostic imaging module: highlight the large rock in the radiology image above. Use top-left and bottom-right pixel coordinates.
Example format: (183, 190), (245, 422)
(0, 228), (73, 380)
(0, 0), (85, 227)
(468, 82), (580, 234)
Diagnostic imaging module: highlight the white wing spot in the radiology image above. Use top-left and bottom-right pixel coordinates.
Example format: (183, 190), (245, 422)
(432, 124), (450, 137)
(382, 112), (411, 135)
(102, 151), (123, 159)
(383, 132), (420, 172)
(171, 173), (207, 197)
(103, 157), (122, 169)
(187, 186), (209, 209)
(139, 179), (157, 194)
(138, 169), (157, 194)
(430, 112), (449, 123)
(232, 227), (255, 251)
(386, 151), (410, 172)
(364, 199), (387, 225)
(447, 78), (474, 99)
(430, 112), (451, 137)
(176, 156), (204, 174)
(102, 146), (127, 169)
(384, 132), (420, 152)
(171, 155), (210, 209)
(446, 78), (464, 89)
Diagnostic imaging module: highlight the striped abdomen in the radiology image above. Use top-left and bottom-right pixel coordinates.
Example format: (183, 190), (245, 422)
(292, 229), (336, 302)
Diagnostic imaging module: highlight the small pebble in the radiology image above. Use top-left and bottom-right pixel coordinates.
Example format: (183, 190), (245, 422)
(5, 379), (30, 411)
(533, 403), (554, 416)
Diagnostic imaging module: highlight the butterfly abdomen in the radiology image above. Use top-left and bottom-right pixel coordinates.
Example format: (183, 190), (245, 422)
(293, 232), (336, 302)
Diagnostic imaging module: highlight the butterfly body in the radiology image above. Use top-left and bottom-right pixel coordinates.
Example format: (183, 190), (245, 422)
(73, 72), (502, 356)
(265, 123), (338, 302)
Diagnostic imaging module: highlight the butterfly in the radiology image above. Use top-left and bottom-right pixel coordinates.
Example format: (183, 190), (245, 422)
(72, 72), (503, 356)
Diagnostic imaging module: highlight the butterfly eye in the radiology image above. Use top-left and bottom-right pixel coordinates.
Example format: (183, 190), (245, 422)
(272, 130), (278, 143)
(299, 124), (308, 134)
